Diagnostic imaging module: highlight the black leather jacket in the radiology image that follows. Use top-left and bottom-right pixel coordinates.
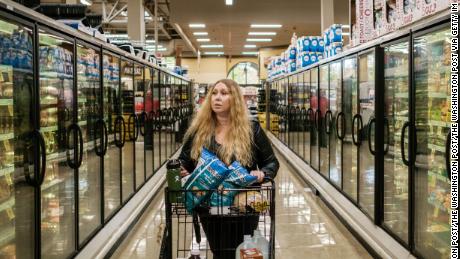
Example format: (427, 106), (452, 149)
(179, 121), (279, 179)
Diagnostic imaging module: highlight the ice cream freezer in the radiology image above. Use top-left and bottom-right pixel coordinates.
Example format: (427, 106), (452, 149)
(0, 2), (193, 258)
(268, 16), (453, 259)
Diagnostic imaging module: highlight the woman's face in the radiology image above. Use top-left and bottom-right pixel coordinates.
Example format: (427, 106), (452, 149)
(211, 82), (232, 115)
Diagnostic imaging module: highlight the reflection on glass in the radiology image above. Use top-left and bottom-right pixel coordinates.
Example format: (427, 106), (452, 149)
(319, 65), (329, 177)
(121, 60), (134, 202)
(383, 41), (409, 243)
(160, 73), (168, 164)
(342, 57), (358, 201)
(0, 18), (35, 259)
(297, 73), (305, 159)
(144, 67), (154, 179)
(76, 44), (101, 243)
(310, 67), (319, 171)
(303, 71), (311, 163)
(358, 52), (376, 218)
(329, 61), (342, 187)
(134, 64), (144, 189)
(153, 70), (161, 171)
(39, 30), (75, 258)
(103, 53), (121, 219)
(414, 27), (451, 259)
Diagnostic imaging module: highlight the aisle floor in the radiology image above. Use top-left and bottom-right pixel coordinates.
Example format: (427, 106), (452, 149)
(111, 151), (372, 259)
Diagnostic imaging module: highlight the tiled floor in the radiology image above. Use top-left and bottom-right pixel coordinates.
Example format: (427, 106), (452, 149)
(111, 150), (372, 259)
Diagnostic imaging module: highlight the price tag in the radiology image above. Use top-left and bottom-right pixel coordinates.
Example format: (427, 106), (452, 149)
(6, 208), (14, 220)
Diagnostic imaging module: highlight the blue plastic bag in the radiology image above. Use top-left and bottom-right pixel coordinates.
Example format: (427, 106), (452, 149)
(183, 148), (230, 213)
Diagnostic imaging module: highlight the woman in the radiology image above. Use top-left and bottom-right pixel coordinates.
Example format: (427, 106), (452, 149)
(179, 79), (279, 259)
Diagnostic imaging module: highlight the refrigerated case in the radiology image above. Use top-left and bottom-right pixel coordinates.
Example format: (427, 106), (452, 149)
(303, 70), (311, 163)
(102, 52), (121, 221)
(144, 67), (154, 179)
(319, 64), (329, 178)
(134, 63), (144, 190)
(75, 42), (102, 245)
(152, 69), (161, 171)
(413, 25), (451, 259)
(0, 14), (35, 259)
(329, 61), (342, 188)
(310, 67), (319, 171)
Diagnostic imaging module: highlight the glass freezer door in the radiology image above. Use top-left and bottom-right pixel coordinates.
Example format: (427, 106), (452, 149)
(76, 43), (102, 244)
(319, 64), (329, 178)
(152, 70), (161, 172)
(310, 67), (319, 171)
(358, 51), (376, 219)
(102, 53), (121, 220)
(39, 30), (75, 259)
(329, 61), (342, 188)
(144, 67), (154, 179)
(413, 26), (451, 259)
(120, 60), (134, 202)
(303, 70), (311, 163)
(383, 41), (410, 244)
(342, 57), (358, 201)
(134, 64), (144, 189)
(0, 16), (35, 259)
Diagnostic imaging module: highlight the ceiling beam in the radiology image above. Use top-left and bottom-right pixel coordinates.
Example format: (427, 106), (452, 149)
(104, 3), (127, 24)
(173, 23), (197, 55)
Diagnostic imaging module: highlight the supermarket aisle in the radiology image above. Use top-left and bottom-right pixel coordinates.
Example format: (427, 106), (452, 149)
(111, 150), (371, 258)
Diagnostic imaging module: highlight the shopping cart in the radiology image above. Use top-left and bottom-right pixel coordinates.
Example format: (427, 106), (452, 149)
(160, 178), (276, 259)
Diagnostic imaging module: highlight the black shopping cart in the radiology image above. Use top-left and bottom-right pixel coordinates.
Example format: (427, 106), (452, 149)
(160, 178), (276, 259)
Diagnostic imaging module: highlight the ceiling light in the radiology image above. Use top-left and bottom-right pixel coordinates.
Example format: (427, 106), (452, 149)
(242, 52), (259, 55)
(244, 45), (257, 48)
(248, 32), (276, 36)
(146, 45), (164, 49)
(106, 34), (129, 39)
(189, 24), (206, 28)
(145, 40), (156, 43)
(144, 11), (150, 17)
(197, 38), (210, 42)
(80, 0), (92, 5)
(250, 24), (282, 28)
(226, 0), (233, 5)
(204, 52), (224, 55)
(247, 38), (272, 42)
(201, 44), (224, 48)
(193, 32), (208, 36)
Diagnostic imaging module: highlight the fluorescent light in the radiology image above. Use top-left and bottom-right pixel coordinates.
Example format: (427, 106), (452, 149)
(201, 44), (224, 48)
(193, 32), (208, 36)
(242, 52), (259, 55)
(250, 24), (282, 28)
(244, 44), (257, 48)
(246, 38), (272, 42)
(226, 0), (233, 5)
(146, 45), (164, 48)
(342, 32), (350, 36)
(80, 0), (92, 5)
(204, 52), (224, 55)
(145, 40), (156, 43)
(189, 24), (206, 28)
(197, 38), (210, 42)
(342, 25), (350, 28)
(106, 34), (129, 39)
(109, 39), (129, 44)
(248, 32), (276, 36)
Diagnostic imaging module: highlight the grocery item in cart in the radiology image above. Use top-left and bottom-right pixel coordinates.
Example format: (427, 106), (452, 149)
(209, 161), (258, 206)
(233, 190), (268, 213)
(183, 148), (230, 213)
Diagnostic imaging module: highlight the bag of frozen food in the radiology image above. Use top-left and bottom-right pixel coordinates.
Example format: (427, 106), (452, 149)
(209, 161), (258, 207)
(233, 190), (269, 213)
(183, 147), (230, 213)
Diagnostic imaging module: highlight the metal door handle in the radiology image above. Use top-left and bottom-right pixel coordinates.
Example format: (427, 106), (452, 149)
(139, 111), (147, 137)
(36, 130), (46, 186)
(76, 125), (83, 168)
(352, 114), (363, 146)
(384, 117), (389, 155)
(128, 113), (137, 141)
(401, 122), (410, 166)
(95, 119), (104, 157)
(336, 112), (345, 140)
(314, 110), (320, 130)
(325, 110), (332, 135)
(368, 117), (376, 155)
(66, 124), (78, 169)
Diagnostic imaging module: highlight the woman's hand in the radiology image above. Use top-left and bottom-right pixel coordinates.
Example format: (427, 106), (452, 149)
(250, 170), (265, 183)
(180, 166), (190, 178)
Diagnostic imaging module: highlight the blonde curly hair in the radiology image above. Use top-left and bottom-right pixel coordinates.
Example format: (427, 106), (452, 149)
(184, 79), (253, 166)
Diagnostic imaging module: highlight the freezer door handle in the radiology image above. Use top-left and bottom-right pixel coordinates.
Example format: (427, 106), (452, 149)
(314, 110), (320, 130)
(114, 116), (126, 148)
(336, 112), (345, 140)
(384, 117), (389, 155)
(76, 125), (83, 168)
(36, 130), (47, 186)
(95, 119), (104, 157)
(352, 114), (363, 146)
(102, 120), (108, 156)
(139, 111), (147, 137)
(446, 129), (451, 181)
(400, 122), (410, 166)
(307, 108), (313, 128)
(66, 124), (78, 169)
(128, 113), (139, 141)
(368, 117), (376, 155)
(325, 110), (333, 135)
